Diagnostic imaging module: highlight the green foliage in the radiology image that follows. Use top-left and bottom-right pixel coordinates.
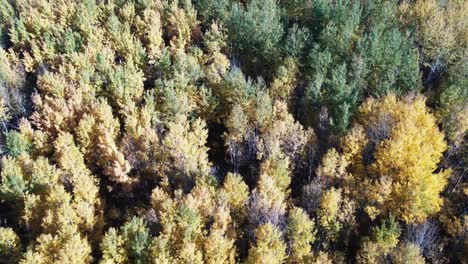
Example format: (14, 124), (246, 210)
(302, 0), (420, 133)
(227, 0), (284, 75)
(0, 157), (26, 203)
(101, 217), (150, 264)
(357, 215), (401, 263)
(4, 131), (30, 157)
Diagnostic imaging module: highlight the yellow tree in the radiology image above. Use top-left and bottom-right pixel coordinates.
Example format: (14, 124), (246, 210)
(390, 243), (425, 264)
(246, 223), (287, 264)
(20, 225), (93, 264)
(162, 114), (211, 186)
(344, 94), (449, 223)
(222, 172), (249, 220)
(0, 227), (21, 263)
(287, 207), (316, 263)
(398, 0), (467, 70)
(53, 132), (103, 235)
(76, 99), (133, 189)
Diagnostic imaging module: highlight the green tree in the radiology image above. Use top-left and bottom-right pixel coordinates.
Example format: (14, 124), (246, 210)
(101, 217), (150, 264)
(227, 0), (284, 76)
(356, 215), (401, 264)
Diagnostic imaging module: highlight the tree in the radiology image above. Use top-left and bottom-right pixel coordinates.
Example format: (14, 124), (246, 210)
(302, 0), (420, 133)
(344, 94), (449, 223)
(203, 228), (236, 264)
(247, 174), (287, 231)
(4, 130), (31, 157)
(390, 243), (425, 264)
(246, 223), (287, 264)
(227, 0), (284, 76)
(162, 114), (211, 189)
(398, 0), (467, 76)
(356, 215), (401, 264)
(0, 48), (28, 124)
(0, 227), (21, 263)
(100, 228), (128, 264)
(317, 188), (343, 242)
(21, 225), (93, 264)
(100, 217), (150, 264)
(54, 132), (102, 234)
(287, 207), (316, 263)
(222, 172), (249, 219)
(76, 99), (133, 189)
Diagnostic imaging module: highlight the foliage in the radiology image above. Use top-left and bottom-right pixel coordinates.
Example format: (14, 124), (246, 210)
(344, 94), (449, 223)
(0, 0), (465, 262)
(246, 223), (287, 264)
(0, 227), (21, 263)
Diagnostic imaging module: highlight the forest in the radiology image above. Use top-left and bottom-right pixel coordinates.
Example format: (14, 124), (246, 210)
(0, 0), (466, 263)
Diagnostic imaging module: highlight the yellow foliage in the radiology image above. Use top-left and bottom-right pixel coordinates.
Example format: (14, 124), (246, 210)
(346, 94), (449, 223)
(0, 227), (21, 263)
(259, 155), (291, 193)
(390, 243), (425, 264)
(222, 173), (249, 214)
(246, 223), (287, 264)
(163, 114), (211, 177)
(0, 98), (11, 124)
(317, 148), (349, 184)
(318, 188), (342, 232)
(165, 0), (199, 53)
(54, 132), (102, 234)
(203, 22), (230, 86)
(149, 237), (172, 264)
(287, 207), (316, 263)
(203, 229), (236, 264)
(254, 174), (287, 214)
(21, 226), (92, 264)
(270, 57), (298, 103)
(77, 100), (133, 188)
(398, 0), (467, 67)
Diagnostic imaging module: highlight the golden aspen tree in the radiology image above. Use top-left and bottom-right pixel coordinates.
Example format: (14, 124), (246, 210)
(202, 22), (230, 87)
(246, 223), (287, 264)
(390, 243), (425, 264)
(259, 155), (291, 194)
(21, 225), (93, 264)
(164, 0), (199, 53)
(344, 94), (449, 223)
(270, 58), (299, 104)
(149, 236), (172, 264)
(317, 188), (343, 241)
(76, 100), (132, 189)
(135, 6), (164, 63)
(0, 227), (21, 263)
(150, 186), (207, 263)
(162, 114), (211, 179)
(248, 174), (287, 229)
(100, 228), (128, 264)
(0, 48), (27, 121)
(222, 173), (249, 215)
(398, 0), (467, 69)
(287, 207), (316, 263)
(53, 133), (102, 234)
(203, 228), (236, 264)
